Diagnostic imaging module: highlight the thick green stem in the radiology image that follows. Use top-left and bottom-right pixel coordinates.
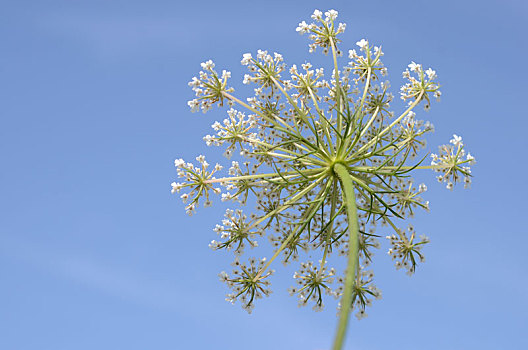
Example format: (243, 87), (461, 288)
(332, 163), (359, 350)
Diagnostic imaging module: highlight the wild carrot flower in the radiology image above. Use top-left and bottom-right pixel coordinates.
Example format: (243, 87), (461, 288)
(172, 8), (475, 350)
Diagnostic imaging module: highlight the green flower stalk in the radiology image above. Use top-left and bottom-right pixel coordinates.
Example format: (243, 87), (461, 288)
(172, 8), (476, 350)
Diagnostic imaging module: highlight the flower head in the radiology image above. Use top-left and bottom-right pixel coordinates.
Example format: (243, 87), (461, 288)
(173, 9), (475, 326)
(187, 60), (234, 113)
(297, 9), (345, 55)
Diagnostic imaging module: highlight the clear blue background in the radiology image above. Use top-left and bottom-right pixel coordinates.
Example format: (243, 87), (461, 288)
(1, 1), (527, 349)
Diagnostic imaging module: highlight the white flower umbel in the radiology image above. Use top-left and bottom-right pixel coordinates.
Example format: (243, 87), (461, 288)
(292, 261), (336, 311)
(173, 8), (476, 350)
(220, 257), (273, 314)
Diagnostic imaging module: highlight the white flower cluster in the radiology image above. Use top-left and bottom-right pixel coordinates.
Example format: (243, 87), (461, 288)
(401, 62), (441, 110)
(392, 180), (429, 217)
(220, 257), (274, 314)
(203, 108), (259, 158)
(398, 111), (435, 158)
(296, 9), (346, 54)
(387, 225), (429, 275)
(290, 261), (336, 312)
(171, 156), (221, 215)
(335, 267), (382, 320)
(209, 209), (261, 255)
(268, 227), (308, 265)
(283, 62), (327, 101)
(363, 82), (394, 117)
(348, 39), (388, 83)
(431, 134), (476, 189)
(241, 50), (286, 89)
(221, 161), (260, 205)
(188, 60), (234, 113)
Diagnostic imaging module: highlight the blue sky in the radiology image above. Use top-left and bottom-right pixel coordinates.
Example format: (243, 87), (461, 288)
(1, 0), (527, 349)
